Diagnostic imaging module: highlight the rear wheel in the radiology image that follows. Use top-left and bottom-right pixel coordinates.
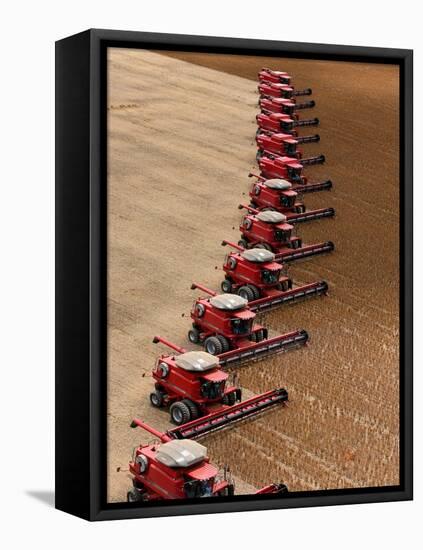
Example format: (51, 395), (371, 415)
(149, 390), (164, 408)
(182, 399), (199, 420)
(238, 285), (255, 302)
(170, 401), (191, 425)
(188, 327), (200, 344)
(204, 336), (223, 356)
(238, 239), (248, 249)
(221, 278), (233, 293)
(295, 204), (305, 214)
(216, 335), (230, 353)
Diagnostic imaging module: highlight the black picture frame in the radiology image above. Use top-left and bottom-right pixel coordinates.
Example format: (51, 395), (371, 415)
(55, 28), (413, 521)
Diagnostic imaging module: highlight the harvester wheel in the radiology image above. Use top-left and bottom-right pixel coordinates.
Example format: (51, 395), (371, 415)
(222, 391), (237, 406)
(182, 399), (199, 420)
(252, 329), (265, 343)
(204, 336), (223, 356)
(238, 285), (255, 302)
(188, 327), (200, 344)
(221, 278), (233, 293)
(295, 204), (306, 214)
(218, 484), (235, 497)
(277, 279), (292, 292)
(170, 401), (191, 425)
(250, 285), (260, 300)
(127, 488), (143, 503)
(256, 150), (263, 161)
(238, 239), (248, 249)
(216, 335), (230, 353)
(150, 390), (164, 408)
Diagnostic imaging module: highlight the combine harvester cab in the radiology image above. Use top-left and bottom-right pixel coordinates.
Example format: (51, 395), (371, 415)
(239, 202), (334, 239)
(220, 240), (328, 311)
(248, 177), (334, 216)
(237, 205), (334, 262)
(256, 112), (320, 138)
(256, 132), (321, 161)
(258, 81), (312, 99)
(260, 97), (316, 119)
(128, 390), (290, 502)
(188, 282), (308, 364)
(150, 335), (241, 425)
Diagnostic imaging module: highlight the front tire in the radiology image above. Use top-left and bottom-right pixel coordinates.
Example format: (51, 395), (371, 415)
(222, 391), (237, 406)
(127, 488), (143, 503)
(182, 399), (199, 420)
(218, 484), (235, 497)
(216, 335), (230, 353)
(170, 401), (191, 425)
(277, 279), (292, 292)
(238, 285), (255, 302)
(251, 329), (265, 343)
(204, 336), (223, 355)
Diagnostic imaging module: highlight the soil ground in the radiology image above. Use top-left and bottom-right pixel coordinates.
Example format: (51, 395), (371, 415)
(107, 48), (399, 502)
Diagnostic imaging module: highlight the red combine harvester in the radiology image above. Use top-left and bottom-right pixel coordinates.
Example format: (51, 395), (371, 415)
(237, 206), (334, 262)
(188, 282), (308, 356)
(248, 176), (332, 213)
(239, 200), (334, 227)
(258, 68), (292, 85)
(220, 240), (328, 308)
(258, 154), (325, 186)
(248, 173), (333, 196)
(256, 132), (320, 160)
(260, 97), (315, 118)
(127, 391), (290, 502)
(258, 81), (312, 99)
(150, 335), (241, 424)
(257, 112), (319, 137)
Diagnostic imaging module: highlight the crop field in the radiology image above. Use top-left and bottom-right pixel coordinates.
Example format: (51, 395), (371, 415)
(107, 48), (399, 502)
